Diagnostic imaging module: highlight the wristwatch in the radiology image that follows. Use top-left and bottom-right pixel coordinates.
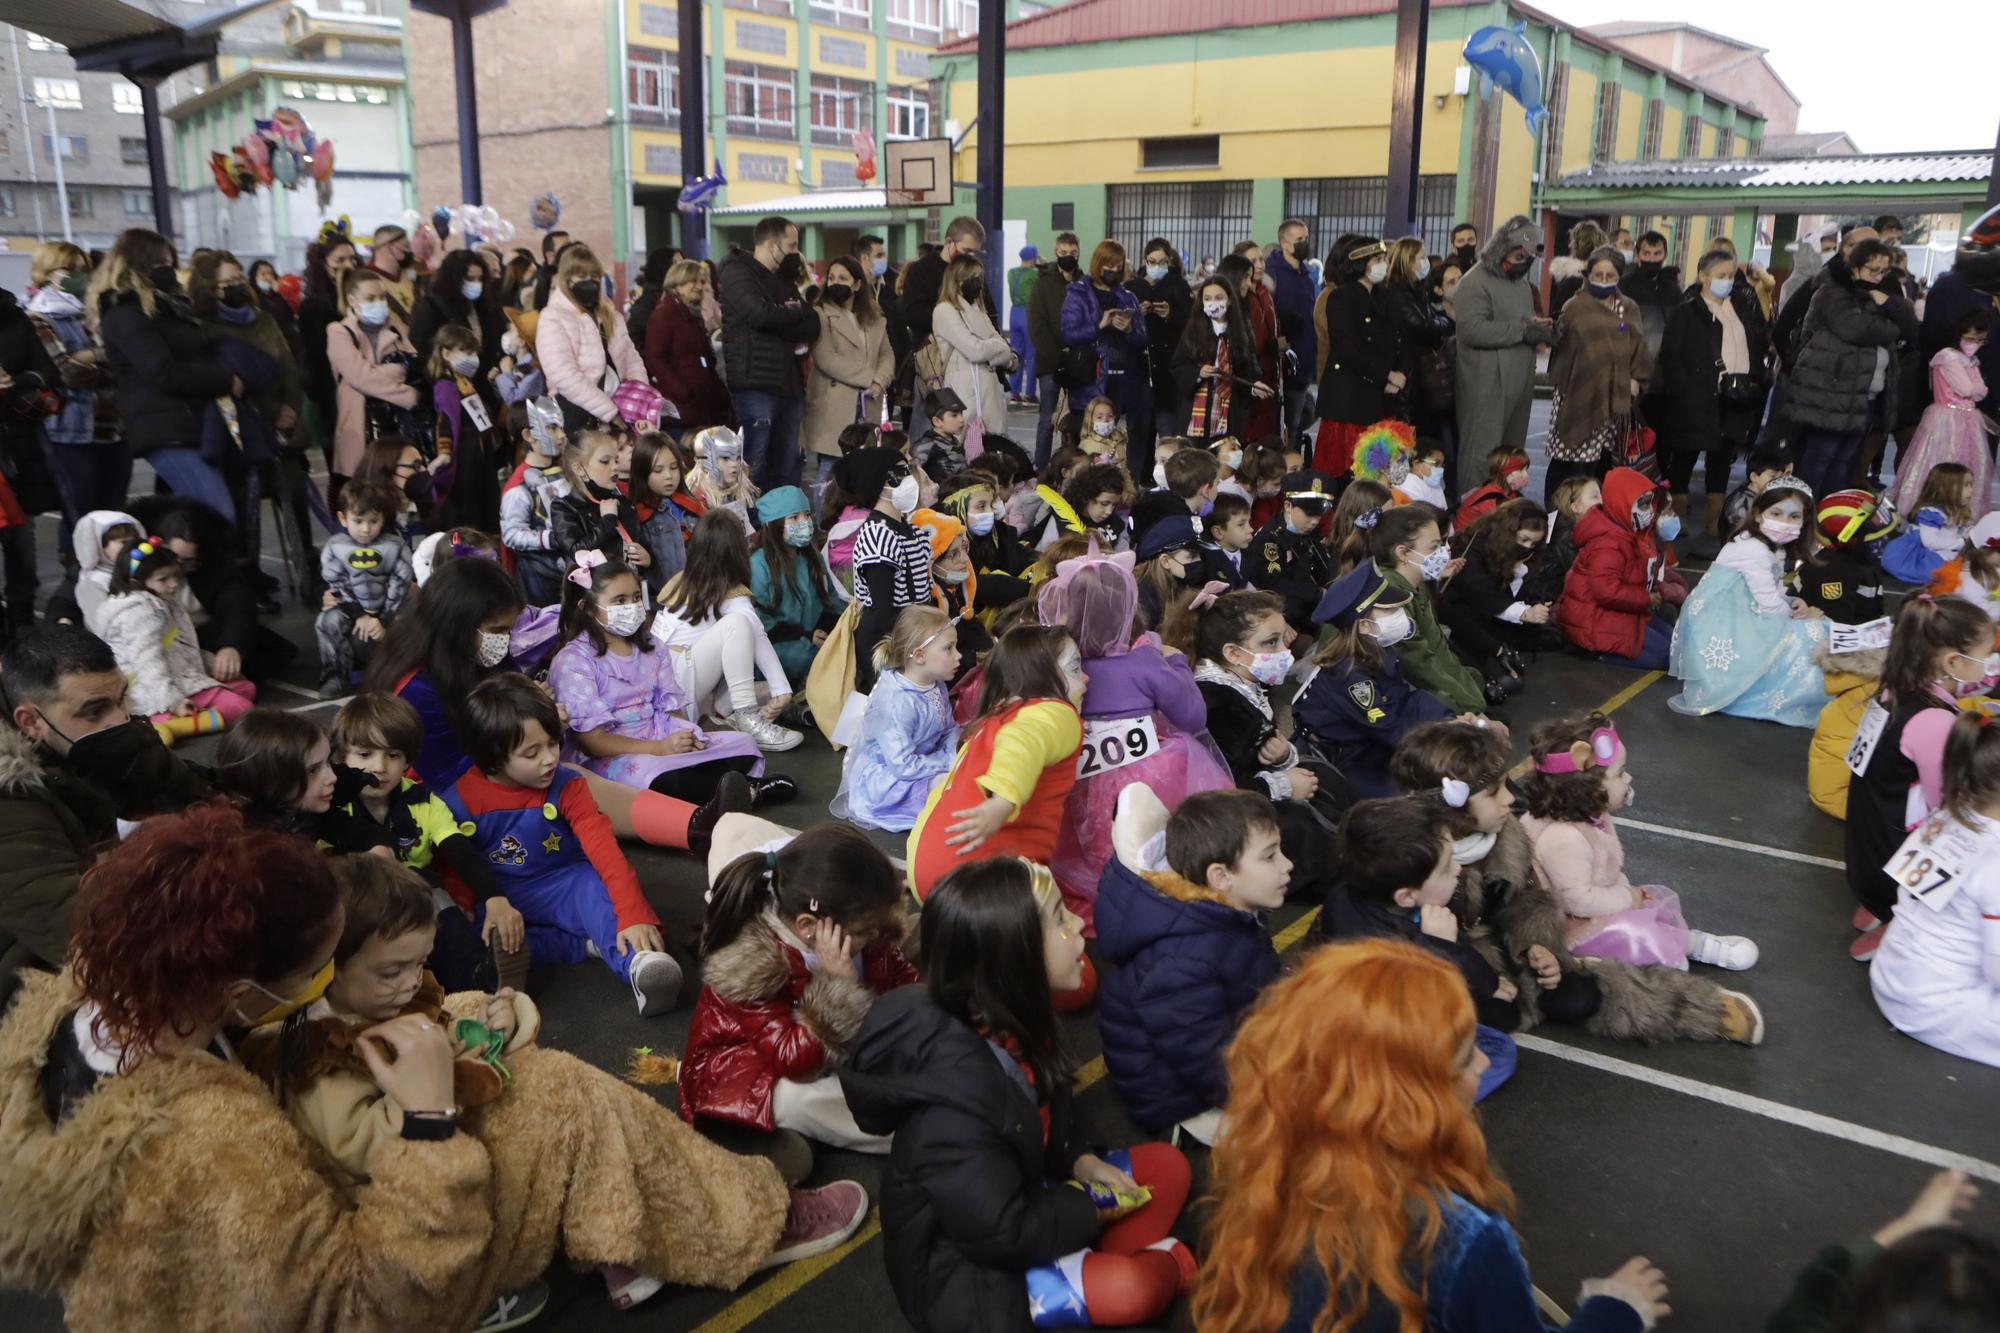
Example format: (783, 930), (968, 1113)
(400, 1106), (463, 1141)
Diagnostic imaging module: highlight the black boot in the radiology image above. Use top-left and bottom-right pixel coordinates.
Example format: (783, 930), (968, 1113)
(686, 771), (754, 860)
(750, 775), (798, 808)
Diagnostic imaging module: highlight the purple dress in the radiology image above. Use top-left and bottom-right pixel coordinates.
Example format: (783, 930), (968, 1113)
(548, 635), (764, 788)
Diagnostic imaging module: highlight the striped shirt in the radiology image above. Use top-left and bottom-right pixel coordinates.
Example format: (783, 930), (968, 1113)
(851, 512), (932, 609)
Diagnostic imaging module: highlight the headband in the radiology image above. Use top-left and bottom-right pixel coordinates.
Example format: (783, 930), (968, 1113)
(1346, 240), (1386, 261)
(916, 614), (961, 653)
(943, 483), (989, 510)
(568, 549), (608, 589)
(1354, 506), (1381, 530)
(1763, 474), (1814, 501)
(1534, 724), (1623, 775)
(1023, 859), (1060, 911)
(127, 536), (165, 577)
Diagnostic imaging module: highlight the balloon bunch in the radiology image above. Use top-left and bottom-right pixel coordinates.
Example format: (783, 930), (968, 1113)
(208, 105), (337, 209)
(403, 204), (522, 266)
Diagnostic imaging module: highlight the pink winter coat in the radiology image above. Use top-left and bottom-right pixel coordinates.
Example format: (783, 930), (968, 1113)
(536, 286), (648, 425)
(1519, 813), (1639, 918)
(325, 314), (420, 477)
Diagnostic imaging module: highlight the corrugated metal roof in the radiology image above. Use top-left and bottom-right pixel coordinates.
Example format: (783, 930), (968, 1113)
(711, 188), (894, 218)
(936, 0), (1479, 55)
(1554, 151), (1993, 192)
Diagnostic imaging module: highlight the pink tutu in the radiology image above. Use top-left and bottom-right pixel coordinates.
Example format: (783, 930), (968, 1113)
(1051, 716), (1232, 933)
(1563, 885), (1691, 969)
(1893, 402), (1991, 521)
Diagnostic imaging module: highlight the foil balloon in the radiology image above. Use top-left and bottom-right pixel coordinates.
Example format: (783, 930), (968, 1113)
(308, 139), (335, 183)
(476, 204), (500, 231)
(490, 218), (517, 245)
(240, 131), (272, 184)
(209, 152), (241, 199)
(315, 175), (333, 211)
(852, 127), (877, 183)
(271, 149), (300, 187)
(432, 204), (454, 242)
(413, 221), (442, 267)
(400, 208), (422, 231)
(1462, 22), (1548, 135)
(276, 272), (303, 312)
(269, 105), (309, 148)
(529, 192), (561, 232)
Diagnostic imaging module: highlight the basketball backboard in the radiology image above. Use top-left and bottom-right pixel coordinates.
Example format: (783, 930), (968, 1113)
(884, 138), (952, 208)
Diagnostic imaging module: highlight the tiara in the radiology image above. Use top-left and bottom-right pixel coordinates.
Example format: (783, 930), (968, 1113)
(1764, 475), (1814, 501)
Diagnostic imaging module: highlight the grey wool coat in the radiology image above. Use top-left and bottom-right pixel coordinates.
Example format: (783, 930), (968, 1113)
(1453, 216), (1546, 482)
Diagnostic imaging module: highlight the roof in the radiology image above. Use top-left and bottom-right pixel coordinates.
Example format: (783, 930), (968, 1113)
(1583, 20), (1761, 53)
(711, 188), (899, 219)
(1583, 18), (1802, 116)
(1760, 131), (1863, 158)
(6, 0), (275, 58)
(1554, 150), (1991, 192)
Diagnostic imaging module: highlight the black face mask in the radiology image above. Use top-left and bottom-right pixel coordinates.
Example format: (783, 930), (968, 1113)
(57, 717), (165, 788)
(1500, 256), (1532, 280)
(403, 472), (434, 504)
(1056, 253), (1079, 274)
(1291, 240), (1312, 261)
(569, 282), (601, 310)
(777, 252), (807, 285)
(1101, 267), (1125, 286)
(586, 478), (622, 501)
(1454, 244), (1477, 268)
(1174, 558), (1207, 587)
(823, 282), (852, 305)
(961, 279), (984, 304)
(218, 284), (252, 309)
(150, 264), (180, 294)
(1638, 259), (1664, 273)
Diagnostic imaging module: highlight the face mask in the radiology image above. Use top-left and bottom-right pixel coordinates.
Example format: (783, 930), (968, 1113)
(871, 256), (888, 277)
(254, 275), (276, 293)
(1366, 609), (1414, 647)
(967, 510), (996, 536)
(1242, 647), (1294, 686)
(358, 300), (390, 327)
(1588, 280), (1619, 298)
(1091, 420), (1114, 438)
(1287, 510), (1321, 536)
(1101, 267), (1125, 285)
(1656, 512), (1682, 541)
(777, 252), (807, 284)
(961, 279), (984, 304)
(1964, 341), (1987, 358)
(1145, 264), (1168, 282)
(233, 959), (334, 1028)
(1292, 240), (1312, 262)
(1708, 278), (1735, 300)
(1759, 518), (1802, 545)
(889, 475), (920, 515)
(476, 629), (511, 668)
(1367, 261), (1389, 285)
(54, 716), (164, 786)
(602, 602), (648, 637)
(570, 282), (601, 310)
(1639, 259), (1663, 273)
(1415, 259), (1431, 281)
(218, 284), (252, 309)
(1057, 253), (1079, 273)
(1617, 248), (1635, 264)
(1500, 256), (1532, 280)
(937, 564), (970, 586)
(61, 272), (91, 298)
(404, 472), (434, 505)
(1412, 546), (1451, 581)
(1203, 298), (1229, 320)
(784, 517), (814, 547)
(461, 280), (485, 302)
(1152, 461), (1169, 489)
(450, 353), (480, 377)
(150, 264), (181, 293)
(1455, 245), (1477, 267)
(1221, 448), (1243, 470)
(824, 282), (853, 305)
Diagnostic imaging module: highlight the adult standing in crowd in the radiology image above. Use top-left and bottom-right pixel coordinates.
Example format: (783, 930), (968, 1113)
(1377, 238), (1455, 466)
(1545, 247), (1649, 503)
(1005, 243), (1040, 406)
(530, 228), (573, 311)
(1774, 224), (1876, 375)
(538, 243), (648, 434)
(718, 218), (821, 491)
(1316, 236), (1405, 474)
(897, 216), (984, 360)
(1450, 222), (1480, 275)
(1172, 270), (1264, 441)
(408, 249), (507, 379)
(804, 254), (894, 489)
(1788, 238), (1921, 500)
(365, 224), (419, 322)
(1653, 247), (1771, 536)
(1268, 218), (1318, 444)
(326, 265), (421, 493)
(246, 259), (301, 357)
(24, 242), (126, 564)
(1059, 240), (1151, 448)
(644, 258), (731, 434)
(1217, 252), (1282, 444)
(1028, 231), (1082, 465)
(0, 275), (58, 632)
(1619, 229), (1681, 366)
(91, 228), (241, 525)
(1232, 242), (1284, 442)
(189, 251), (303, 566)
(627, 247), (681, 354)
(1453, 214), (1553, 486)
(297, 229), (359, 468)
(1128, 235), (1193, 466)
(1548, 221), (1606, 316)
(933, 256), (1016, 434)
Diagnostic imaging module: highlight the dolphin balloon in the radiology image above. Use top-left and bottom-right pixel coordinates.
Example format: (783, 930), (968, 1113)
(1463, 22), (1548, 136)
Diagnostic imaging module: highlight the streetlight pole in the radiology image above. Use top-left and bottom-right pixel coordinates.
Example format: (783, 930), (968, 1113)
(1384, 0), (1431, 238)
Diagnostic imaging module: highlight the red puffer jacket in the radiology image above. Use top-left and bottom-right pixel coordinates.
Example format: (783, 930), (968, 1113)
(1559, 466), (1662, 659)
(679, 916), (919, 1131)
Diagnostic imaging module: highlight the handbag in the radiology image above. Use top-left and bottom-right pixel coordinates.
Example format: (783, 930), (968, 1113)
(1620, 405), (1660, 480)
(804, 599), (863, 750)
(1718, 371), (1763, 405)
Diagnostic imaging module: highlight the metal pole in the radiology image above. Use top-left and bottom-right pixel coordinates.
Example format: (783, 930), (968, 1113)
(44, 96), (72, 244)
(1383, 0), (1430, 238)
(1987, 114), (1999, 209)
(448, 2), (483, 205)
(975, 0), (1004, 298)
(677, 0), (706, 258)
(7, 27), (48, 240)
(137, 76), (174, 240)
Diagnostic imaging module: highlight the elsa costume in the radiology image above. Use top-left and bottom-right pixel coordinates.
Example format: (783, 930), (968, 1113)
(1669, 531), (1829, 728)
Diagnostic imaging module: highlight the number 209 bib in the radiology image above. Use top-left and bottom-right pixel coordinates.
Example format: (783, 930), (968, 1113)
(1077, 716), (1159, 779)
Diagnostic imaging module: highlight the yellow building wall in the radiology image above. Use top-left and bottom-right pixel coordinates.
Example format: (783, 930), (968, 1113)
(632, 127), (684, 185)
(722, 12), (795, 63)
(885, 39), (929, 87)
(1659, 105), (1683, 160)
(724, 145), (806, 204)
(626, 0), (676, 51)
(1495, 105), (1534, 221)
(809, 30), (876, 78)
(1559, 69), (1598, 174)
(1699, 122), (1718, 156)
(1615, 89), (1643, 159)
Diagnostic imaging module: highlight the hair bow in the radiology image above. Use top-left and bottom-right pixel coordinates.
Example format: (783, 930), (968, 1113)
(1354, 506), (1381, 530)
(1187, 580), (1230, 613)
(1441, 777), (1470, 808)
(568, 549), (608, 589)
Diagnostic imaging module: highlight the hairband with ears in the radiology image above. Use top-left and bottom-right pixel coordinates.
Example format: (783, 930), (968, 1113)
(568, 549), (607, 590)
(1187, 580), (1231, 613)
(1441, 777), (1470, 808)
(127, 536), (164, 576)
(1534, 723), (1623, 775)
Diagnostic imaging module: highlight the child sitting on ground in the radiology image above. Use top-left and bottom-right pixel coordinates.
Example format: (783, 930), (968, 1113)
(1370, 504), (1491, 712)
(1208, 436), (1248, 501)
(89, 537), (253, 743)
(59, 510), (139, 627)
(1130, 447), (1219, 551)
(1319, 795), (1518, 1100)
(1399, 440), (1450, 511)
(1328, 479), (1393, 581)
(550, 429), (647, 569)
(748, 486), (841, 684)
(1518, 475), (1599, 610)
(681, 819), (917, 1152)
(1082, 395), (1129, 470)
(1722, 448), (1790, 537)
(316, 482), (414, 698)
(498, 395), (569, 604)
(913, 387), (969, 482)
(1883, 462), (1975, 586)
(835, 606), (960, 832)
(1521, 714), (1758, 970)
(692, 425), (761, 536)
(1096, 787), (1285, 1146)
(1198, 491), (1253, 588)
(1453, 446), (1531, 532)
(632, 430), (699, 593)
(1800, 488), (1894, 625)
(439, 673), (684, 1015)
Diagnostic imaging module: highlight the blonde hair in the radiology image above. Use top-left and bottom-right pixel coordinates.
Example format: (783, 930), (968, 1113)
(1384, 236), (1427, 286)
(665, 258), (708, 300)
(939, 255), (982, 308)
(872, 604), (954, 673)
(1569, 221), (1607, 261)
(84, 227), (177, 331)
(1915, 462), (1976, 528)
(1549, 475), (1598, 521)
(555, 243), (615, 341)
(32, 241), (88, 289)
(1083, 395), (1118, 426)
(426, 323), (480, 382)
(561, 429), (620, 495)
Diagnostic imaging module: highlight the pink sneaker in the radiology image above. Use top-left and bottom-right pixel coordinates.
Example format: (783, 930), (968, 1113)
(600, 1263), (663, 1310)
(759, 1181), (869, 1269)
(1852, 905), (1881, 932)
(1849, 922), (1887, 961)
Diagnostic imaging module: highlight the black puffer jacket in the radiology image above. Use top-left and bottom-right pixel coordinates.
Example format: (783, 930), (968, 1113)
(716, 251), (820, 396)
(96, 290), (234, 457)
(839, 987), (1100, 1333)
(1788, 265), (1920, 435)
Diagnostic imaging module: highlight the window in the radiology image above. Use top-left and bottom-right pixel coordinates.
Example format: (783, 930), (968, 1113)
(64, 189), (93, 219)
(1106, 181), (1255, 276)
(628, 53), (681, 128)
(120, 136), (149, 164)
(1140, 135), (1220, 170)
(888, 0), (941, 39)
(738, 152), (790, 183)
(810, 0), (872, 29)
(32, 78), (81, 110)
(809, 75), (868, 146)
(1681, 115), (1704, 159)
(124, 189), (153, 218)
(724, 62), (795, 139)
(943, 0), (979, 39)
(278, 79), (386, 104)
(1716, 127), (1736, 157)
(1051, 202), (1075, 231)
(1641, 99), (1664, 158)
(822, 158), (860, 188)
(636, 2), (678, 37)
(1592, 83), (1618, 162)
(25, 33), (60, 52)
(1539, 61), (1569, 183)
(886, 89), (929, 140)
(0, 132), (9, 157)
(1286, 175), (1459, 254)
(112, 82), (143, 114)
(0, 187), (14, 218)
(41, 134), (88, 164)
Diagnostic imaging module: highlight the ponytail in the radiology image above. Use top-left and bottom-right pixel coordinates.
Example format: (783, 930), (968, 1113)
(1942, 711), (2000, 824)
(699, 821), (903, 959)
(700, 851), (778, 959)
(1881, 596), (1990, 706)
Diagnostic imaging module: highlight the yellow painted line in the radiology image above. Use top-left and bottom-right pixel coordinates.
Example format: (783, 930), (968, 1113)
(1508, 668), (1664, 777)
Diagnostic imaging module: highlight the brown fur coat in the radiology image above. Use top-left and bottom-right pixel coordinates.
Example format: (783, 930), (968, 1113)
(0, 970), (788, 1331)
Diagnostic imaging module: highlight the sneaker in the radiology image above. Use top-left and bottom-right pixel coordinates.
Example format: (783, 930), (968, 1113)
(318, 677), (346, 701)
(1716, 988), (1766, 1045)
(601, 1263), (664, 1311)
(1851, 904), (1881, 932)
(759, 1181), (870, 1269)
(733, 710), (805, 752)
(475, 1279), (549, 1330)
(1849, 922), (1887, 962)
(629, 949), (684, 1016)
(1688, 930), (1759, 970)
(489, 933), (532, 995)
(751, 775), (798, 808)
(686, 771), (754, 860)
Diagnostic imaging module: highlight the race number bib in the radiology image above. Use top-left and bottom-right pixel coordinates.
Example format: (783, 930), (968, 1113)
(461, 392), (494, 433)
(1846, 700), (1889, 776)
(1077, 716), (1159, 779)
(1883, 814), (1980, 912)
(1828, 617), (1893, 654)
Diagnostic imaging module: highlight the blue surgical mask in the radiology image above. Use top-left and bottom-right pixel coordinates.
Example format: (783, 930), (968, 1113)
(1416, 546), (1451, 581)
(461, 281), (484, 302)
(871, 256), (888, 277)
(358, 300), (390, 327)
(1708, 277), (1734, 300)
(1588, 280), (1620, 298)
(1656, 512), (1682, 541)
(1415, 259), (1431, 281)
(967, 510), (996, 536)
(784, 517), (813, 548)
(1145, 263), (1168, 282)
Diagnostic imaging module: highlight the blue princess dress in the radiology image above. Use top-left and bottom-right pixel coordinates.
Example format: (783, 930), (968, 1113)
(1669, 534), (1830, 728)
(834, 669), (960, 831)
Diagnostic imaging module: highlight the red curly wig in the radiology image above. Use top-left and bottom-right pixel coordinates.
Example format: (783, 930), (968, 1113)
(1193, 939), (1512, 1333)
(71, 802), (342, 1062)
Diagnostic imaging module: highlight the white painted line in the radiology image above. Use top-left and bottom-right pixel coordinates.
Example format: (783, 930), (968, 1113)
(263, 678), (332, 705)
(1514, 1034), (2000, 1184)
(1612, 815), (1845, 870)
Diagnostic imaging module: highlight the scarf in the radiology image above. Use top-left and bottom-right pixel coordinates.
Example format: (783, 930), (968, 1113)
(1187, 327), (1233, 439)
(1451, 830), (1498, 865)
(27, 286), (85, 320)
(214, 302), (259, 326)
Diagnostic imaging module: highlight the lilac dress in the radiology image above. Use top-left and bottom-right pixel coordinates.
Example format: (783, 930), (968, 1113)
(548, 635), (764, 788)
(833, 669), (959, 831)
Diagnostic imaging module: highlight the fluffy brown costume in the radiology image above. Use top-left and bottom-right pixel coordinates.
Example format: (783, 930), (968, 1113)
(0, 971), (789, 1332)
(1458, 818), (1735, 1042)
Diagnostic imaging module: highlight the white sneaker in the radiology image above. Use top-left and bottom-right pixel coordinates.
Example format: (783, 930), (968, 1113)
(1689, 930), (1759, 971)
(629, 949), (684, 1016)
(732, 711), (804, 752)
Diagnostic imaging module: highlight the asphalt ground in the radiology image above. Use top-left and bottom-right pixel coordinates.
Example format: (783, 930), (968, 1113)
(6, 401), (1998, 1332)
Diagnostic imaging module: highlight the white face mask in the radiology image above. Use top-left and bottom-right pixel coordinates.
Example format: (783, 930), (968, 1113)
(449, 353), (480, 377)
(1367, 261), (1388, 284)
(601, 603), (647, 637)
(1365, 609), (1413, 646)
(1202, 299), (1229, 321)
(1239, 647), (1293, 686)
(1152, 460), (1169, 489)
(1091, 420), (1114, 438)
(889, 475), (921, 515)
(1221, 449), (1243, 470)
(1415, 258), (1431, 281)
(1760, 516), (1803, 545)
(476, 629), (511, 668)
(1145, 263), (1169, 282)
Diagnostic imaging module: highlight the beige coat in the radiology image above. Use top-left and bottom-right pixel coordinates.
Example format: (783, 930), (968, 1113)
(804, 304), (894, 458)
(932, 296), (1015, 430)
(325, 313), (419, 477)
(0, 971), (788, 1332)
